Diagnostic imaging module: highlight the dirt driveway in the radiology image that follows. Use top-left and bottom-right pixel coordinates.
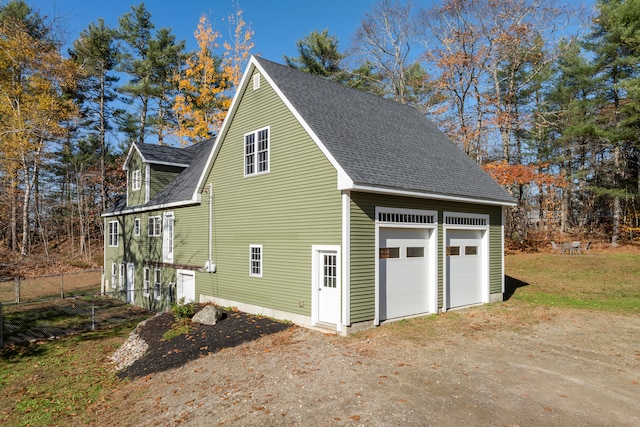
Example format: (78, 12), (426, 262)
(89, 303), (640, 426)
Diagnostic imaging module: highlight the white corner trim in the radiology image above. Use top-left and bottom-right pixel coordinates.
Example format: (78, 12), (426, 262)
(341, 191), (351, 329)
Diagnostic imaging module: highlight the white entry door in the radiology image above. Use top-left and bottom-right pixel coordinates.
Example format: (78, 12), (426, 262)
(126, 263), (135, 304)
(446, 229), (483, 308)
(379, 228), (430, 321)
(316, 250), (340, 326)
(177, 270), (195, 303)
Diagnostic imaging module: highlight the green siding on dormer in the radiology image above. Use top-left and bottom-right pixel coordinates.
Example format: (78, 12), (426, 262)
(126, 151), (146, 207)
(149, 164), (183, 199)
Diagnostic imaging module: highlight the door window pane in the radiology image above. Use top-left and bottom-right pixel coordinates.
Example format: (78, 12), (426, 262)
(446, 246), (460, 256)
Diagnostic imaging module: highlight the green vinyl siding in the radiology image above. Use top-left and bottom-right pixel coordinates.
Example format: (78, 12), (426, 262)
(149, 164), (183, 199)
(126, 152), (146, 207)
(349, 192), (503, 323)
(195, 66), (342, 316)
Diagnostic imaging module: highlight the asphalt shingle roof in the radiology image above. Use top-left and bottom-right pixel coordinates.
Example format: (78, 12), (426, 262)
(255, 57), (514, 205)
(136, 142), (195, 166)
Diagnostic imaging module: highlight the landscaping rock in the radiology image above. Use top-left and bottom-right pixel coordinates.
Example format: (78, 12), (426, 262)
(191, 305), (222, 325)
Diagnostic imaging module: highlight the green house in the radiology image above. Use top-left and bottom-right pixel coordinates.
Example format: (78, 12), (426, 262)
(102, 56), (515, 334)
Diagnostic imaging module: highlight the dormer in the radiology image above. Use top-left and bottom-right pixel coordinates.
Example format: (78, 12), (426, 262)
(123, 142), (193, 207)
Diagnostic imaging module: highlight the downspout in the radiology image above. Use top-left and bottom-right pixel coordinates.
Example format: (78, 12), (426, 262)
(207, 183), (214, 272)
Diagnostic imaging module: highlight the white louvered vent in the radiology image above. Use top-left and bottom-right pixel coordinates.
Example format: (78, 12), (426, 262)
(378, 212), (435, 224)
(445, 215), (487, 226)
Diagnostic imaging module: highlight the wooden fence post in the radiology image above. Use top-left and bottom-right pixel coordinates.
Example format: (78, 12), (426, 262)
(14, 277), (19, 303)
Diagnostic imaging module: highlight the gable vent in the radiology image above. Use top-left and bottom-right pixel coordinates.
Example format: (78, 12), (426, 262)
(253, 73), (261, 90)
(378, 212), (435, 224)
(445, 215), (487, 226)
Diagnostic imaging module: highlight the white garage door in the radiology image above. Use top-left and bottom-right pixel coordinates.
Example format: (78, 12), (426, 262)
(446, 229), (483, 308)
(379, 228), (430, 321)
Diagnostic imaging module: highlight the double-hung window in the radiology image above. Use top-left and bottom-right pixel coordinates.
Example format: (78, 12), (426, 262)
(143, 267), (150, 296)
(148, 216), (161, 237)
(153, 269), (161, 299)
(131, 169), (141, 191)
(244, 127), (269, 176)
(119, 263), (125, 290)
(134, 218), (141, 236)
(111, 263), (117, 289)
(108, 221), (119, 247)
(249, 245), (262, 277)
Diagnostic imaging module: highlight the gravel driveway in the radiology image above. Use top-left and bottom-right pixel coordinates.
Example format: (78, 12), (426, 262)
(88, 303), (640, 426)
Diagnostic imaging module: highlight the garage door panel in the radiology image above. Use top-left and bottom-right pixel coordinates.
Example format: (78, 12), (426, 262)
(380, 228), (430, 321)
(447, 229), (483, 309)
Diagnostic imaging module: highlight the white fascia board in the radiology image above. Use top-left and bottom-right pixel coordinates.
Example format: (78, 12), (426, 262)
(347, 184), (517, 207)
(101, 199), (200, 218)
(252, 57), (353, 187)
(122, 143), (141, 171)
(146, 160), (190, 168)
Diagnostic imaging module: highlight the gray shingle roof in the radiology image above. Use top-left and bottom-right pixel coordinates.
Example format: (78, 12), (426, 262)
(148, 138), (214, 205)
(255, 57), (514, 205)
(104, 138), (214, 215)
(136, 142), (194, 166)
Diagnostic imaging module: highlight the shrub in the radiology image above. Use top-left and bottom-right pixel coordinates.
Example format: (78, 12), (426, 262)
(170, 298), (195, 319)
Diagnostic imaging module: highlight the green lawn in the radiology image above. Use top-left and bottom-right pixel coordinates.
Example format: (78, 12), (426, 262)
(506, 251), (640, 313)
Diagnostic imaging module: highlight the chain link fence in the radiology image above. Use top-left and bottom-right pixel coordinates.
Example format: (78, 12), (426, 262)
(0, 272), (171, 349)
(0, 269), (103, 304)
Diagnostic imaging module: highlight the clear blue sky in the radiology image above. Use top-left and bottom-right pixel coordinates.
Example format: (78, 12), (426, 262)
(24, 0), (594, 62)
(25, 0), (388, 61)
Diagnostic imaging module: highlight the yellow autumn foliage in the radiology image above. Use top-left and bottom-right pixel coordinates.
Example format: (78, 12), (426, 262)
(172, 9), (253, 145)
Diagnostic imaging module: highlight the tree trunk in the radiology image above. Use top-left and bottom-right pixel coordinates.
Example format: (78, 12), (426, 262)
(21, 163), (32, 257)
(10, 177), (18, 252)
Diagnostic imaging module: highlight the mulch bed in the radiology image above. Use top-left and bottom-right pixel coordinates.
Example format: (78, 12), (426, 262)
(117, 308), (292, 380)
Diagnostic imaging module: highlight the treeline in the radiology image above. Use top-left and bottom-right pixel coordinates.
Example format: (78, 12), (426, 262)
(0, 1), (251, 260)
(0, 0), (639, 262)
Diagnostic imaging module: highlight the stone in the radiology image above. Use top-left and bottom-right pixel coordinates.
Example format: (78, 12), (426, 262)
(192, 305), (222, 325)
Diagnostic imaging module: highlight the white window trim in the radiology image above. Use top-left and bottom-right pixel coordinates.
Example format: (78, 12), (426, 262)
(249, 244), (263, 277)
(108, 221), (119, 247)
(163, 212), (174, 263)
(119, 263), (125, 290)
(134, 218), (140, 237)
(148, 216), (162, 237)
(143, 267), (150, 296)
(244, 126), (270, 177)
(153, 268), (161, 300)
(111, 263), (117, 289)
(131, 169), (141, 191)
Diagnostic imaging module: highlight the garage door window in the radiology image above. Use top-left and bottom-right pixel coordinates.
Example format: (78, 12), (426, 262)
(465, 246), (478, 255)
(407, 247), (425, 257)
(380, 247), (400, 259)
(446, 246), (460, 256)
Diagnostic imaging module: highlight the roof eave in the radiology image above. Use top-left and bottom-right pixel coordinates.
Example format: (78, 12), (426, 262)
(101, 196), (201, 217)
(345, 183), (517, 207)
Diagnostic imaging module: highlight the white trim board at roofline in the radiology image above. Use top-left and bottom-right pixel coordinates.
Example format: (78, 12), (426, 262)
(348, 184), (517, 207)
